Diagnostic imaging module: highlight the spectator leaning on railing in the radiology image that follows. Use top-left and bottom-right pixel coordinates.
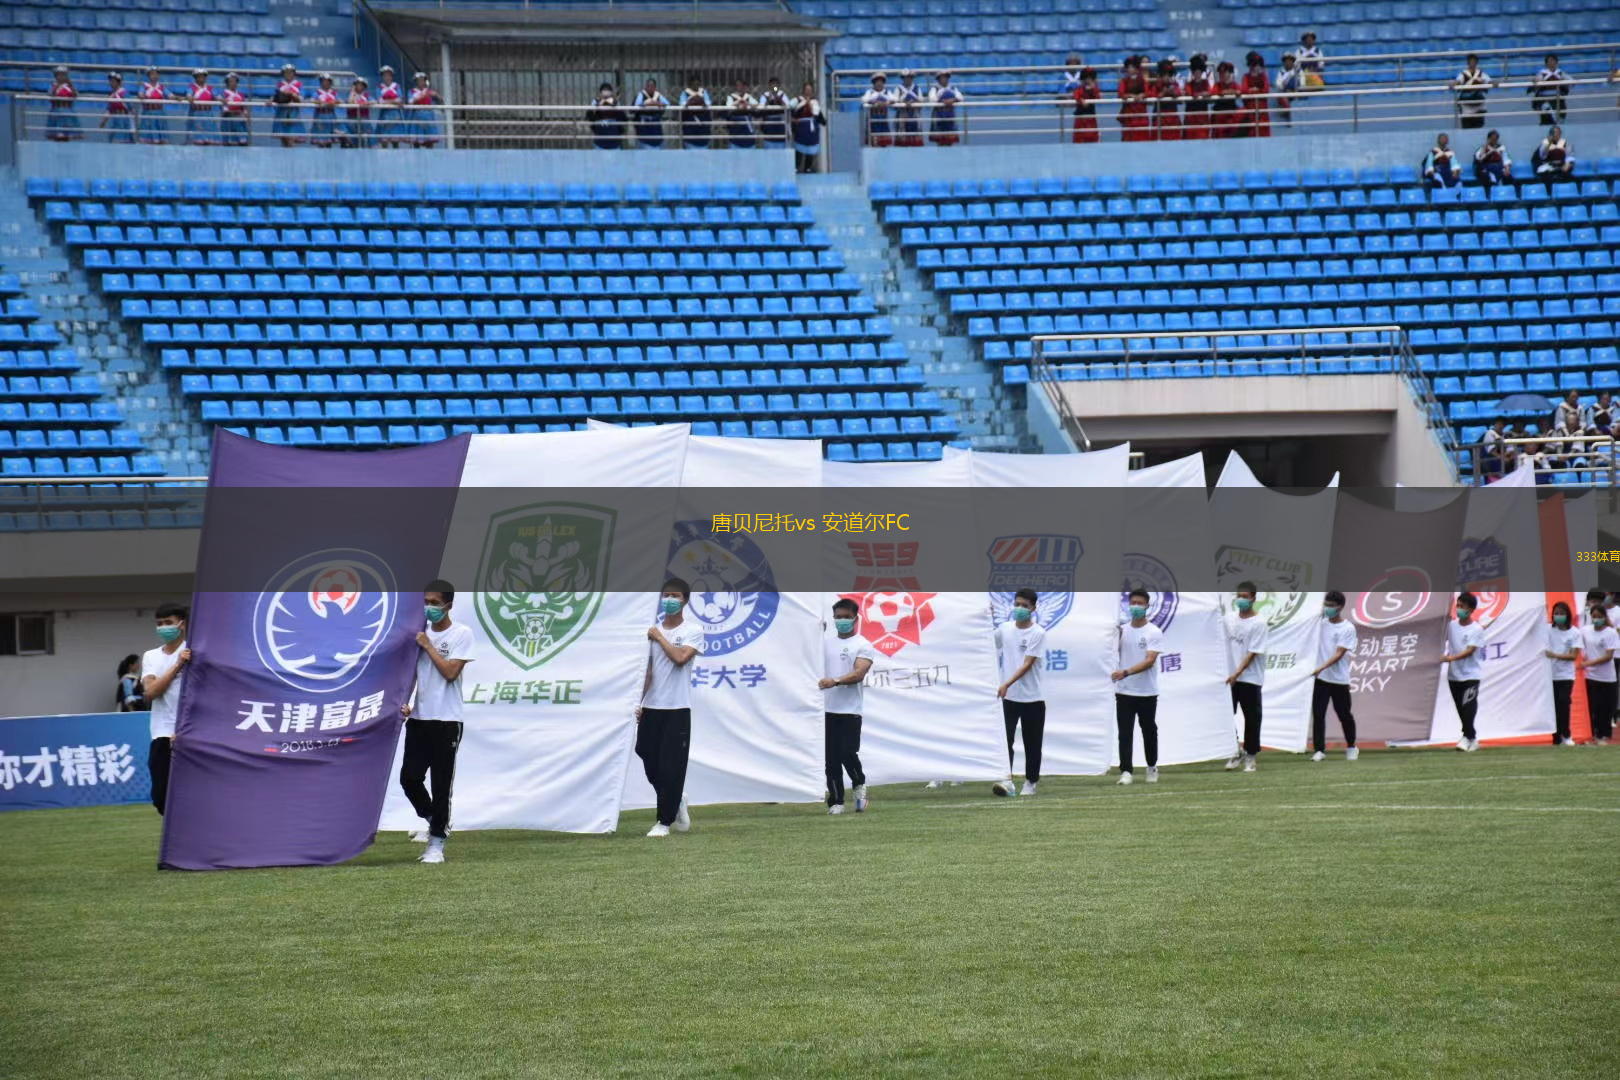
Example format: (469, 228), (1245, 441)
(1072, 66), (1102, 144)
(928, 70), (964, 146)
(861, 72), (894, 147)
(1241, 51), (1271, 138)
(791, 81), (823, 173)
(588, 82), (626, 150)
(634, 79), (670, 148)
(46, 66), (80, 142)
(100, 72), (134, 142)
(1530, 54), (1569, 125)
(1452, 54), (1492, 129)
(895, 70), (925, 147)
(1274, 53), (1301, 128)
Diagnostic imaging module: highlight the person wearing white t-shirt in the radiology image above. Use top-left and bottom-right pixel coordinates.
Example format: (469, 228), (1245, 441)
(820, 597), (877, 815)
(1223, 581), (1269, 773)
(1309, 590), (1359, 762)
(1580, 605), (1618, 745)
(1440, 591), (1487, 751)
(400, 580), (475, 864)
(1111, 588), (1163, 786)
(637, 577), (704, 838)
(995, 588), (1047, 796)
(139, 601), (191, 814)
(1543, 601), (1581, 746)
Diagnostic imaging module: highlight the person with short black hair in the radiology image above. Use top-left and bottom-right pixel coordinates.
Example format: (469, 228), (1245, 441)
(1441, 592), (1486, 751)
(1544, 600), (1581, 745)
(633, 78), (669, 148)
(1240, 51), (1271, 137)
(1274, 53), (1301, 127)
(757, 75), (791, 148)
(680, 77), (713, 149)
(1452, 54), (1492, 129)
(1581, 604), (1618, 745)
(400, 579), (475, 864)
(1118, 56), (1152, 142)
(1211, 60), (1243, 139)
(1153, 58), (1183, 141)
(791, 81), (824, 173)
(1472, 128), (1513, 192)
(1223, 581), (1268, 772)
(637, 578), (703, 837)
(1530, 54), (1569, 126)
(1182, 55), (1212, 140)
(1533, 124), (1574, 179)
(588, 82), (626, 150)
(724, 77), (757, 149)
(1423, 133), (1460, 189)
(1309, 590), (1359, 761)
(820, 597), (876, 815)
(141, 602), (191, 814)
(995, 588), (1047, 796)
(116, 653), (145, 712)
(1112, 587), (1163, 784)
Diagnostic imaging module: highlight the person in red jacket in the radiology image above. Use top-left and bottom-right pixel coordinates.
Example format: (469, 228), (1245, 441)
(1117, 55), (1151, 142)
(1072, 66), (1101, 144)
(1212, 60), (1243, 138)
(1153, 58), (1183, 141)
(1182, 54), (1212, 140)
(1241, 51), (1271, 138)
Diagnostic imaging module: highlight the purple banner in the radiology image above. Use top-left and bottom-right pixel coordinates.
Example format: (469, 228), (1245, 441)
(159, 431), (470, 870)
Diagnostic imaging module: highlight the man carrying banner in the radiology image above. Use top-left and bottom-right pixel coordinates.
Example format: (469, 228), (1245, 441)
(637, 578), (703, 838)
(140, 602), (190, 815)
(1308, 590), (1358, 762)
(1112, 588), (1163, 785)
(1440, 591), (1485, 752)
(401, 580), (475, 864)
(820, 598), (876, 815)
(1580, 604), (1618, 746)
(1223, 582), (1268, 773)
(994, 588), (1046, 796)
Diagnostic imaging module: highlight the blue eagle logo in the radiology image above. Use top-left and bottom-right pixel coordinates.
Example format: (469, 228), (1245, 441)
(251, 548), (398, 694)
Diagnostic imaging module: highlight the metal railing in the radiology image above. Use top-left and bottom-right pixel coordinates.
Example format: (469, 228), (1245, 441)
(11, 94), (805, 152)
(1463, 434), (1618, 486)
(0, 477), (208, 530)
(840, 76), (1616, 147)
(1030, 325), (1457, 472)
(828, 41), (1620, 99)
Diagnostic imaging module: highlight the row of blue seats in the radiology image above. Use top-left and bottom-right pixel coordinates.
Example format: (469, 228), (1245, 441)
(195, 397), (956, 426)
(870, 164), (1620, 201)
(829, 34), (1182, 57)
(970, 313), (1617, 341)
(831, 14), (1168, 34)
(981, 336), (1603, 364)
(1, 430), (144, 452)
(29, 178), (803, 205)
(0, 349), (79, 372)
(64, 224), (823, 251)
(84, 248), (846, 273)
(1436, 374), (1620, 397)
(102, 270), (859, 298)
(2, 455), (158, 477)
(123, 295), (877, 322)
(1218, 0), (1595, 11)
(956, 292), (1620, 319)
(915, 247), (1620, 273)
(0, 510), (200, 531)
(1243, 29), (1617, 51)
(11, 0), (270, 13)
(932, 264), (1618, 293)
(800, 0), (1157, 14)
(0, 324), (59, 344)
(903, 219), (1619, 250)
(179, 370), (933, 397)
(1238, 9), (1616, 31)
(1427, 349), (1617, 373)
(2, 376), (102, 398)
(0, 9), (278, 33)
(832, 26), (1169, 51)
(4, 32), (283, 54)
(886, 185), (1615, 223)
(156, 344), (918, 372)
(0, 401), (125, 425)
(50, 204), (815, 229)
(140, 318), (892, 345)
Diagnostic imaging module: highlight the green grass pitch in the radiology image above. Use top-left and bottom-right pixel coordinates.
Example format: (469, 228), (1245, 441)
(3, 746), (1617, 1079)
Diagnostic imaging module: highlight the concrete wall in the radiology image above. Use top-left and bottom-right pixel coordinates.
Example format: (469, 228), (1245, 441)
(0, 595), (182, 718)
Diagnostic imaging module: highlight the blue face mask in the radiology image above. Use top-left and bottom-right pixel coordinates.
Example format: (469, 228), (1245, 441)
(1457, 609), (1473, 623)
(424, 605), (445, 624)
(155, 624), (182, 643)
(1553, 613), (1569, 627)
(1013, 606), (1033, 623)
(1235, 597), (1253, 613)
(834, 617), (856, 634)
(1128, 604), (1147, 619)
(661, 597), (684, 616)
(1323, 606), (1340, 619)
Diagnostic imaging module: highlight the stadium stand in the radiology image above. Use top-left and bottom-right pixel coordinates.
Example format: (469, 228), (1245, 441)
(25, 177), (958, 465)
(873, 159), (1620, 476)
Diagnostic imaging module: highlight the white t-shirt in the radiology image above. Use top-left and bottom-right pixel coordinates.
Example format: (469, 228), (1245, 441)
(1546, 624), (1582, 681)
(141, 641), (187, 740)
(1316, 619), (1358, 684)
(1225, 612), (1269, 686)
(1581, 625), (1619, 683)
(644, 618), (705, 710)
(1445, 619), (1486, 681)
(1116, 620), (1163, 697)
(412, 622), (476, 722)
(823, 633), (879, 715)
(996, 619), (1047, 703)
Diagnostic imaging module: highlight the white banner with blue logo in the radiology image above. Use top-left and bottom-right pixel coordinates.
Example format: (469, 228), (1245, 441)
(1125, 455), (1241, 766)
(379, 425), (690, 835)
(621, 434), (825, 810)
(959, 445), (1130, 777)
(822, 456), (1010, 785)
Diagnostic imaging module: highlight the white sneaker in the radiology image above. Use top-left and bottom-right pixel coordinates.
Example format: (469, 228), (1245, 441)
(419, 839), (445, 864)
(1456, 738), (1470, 751)
(1345, 747), (1359, 761)
(1020, 780), (1037, 796)
(1242, 754), (1257, 773)
(1464, 738), (1480, 753)
(1224, 753), (1244, 771)
(1145, 767), (1158, 784)
(828, 803), (844, 815)
(992, 779), (1016, 797)
(646, 823), (670, 838)
(410, 829), (430, 843)
(854, 784), (869, 812)
(947, 780), (963, 786)
(924, 780), (943, 789)
(1311, 751), (1326, 762)
(1596, 737), (1611, 746)
(673, 797), (691, 833)
(1118, 771), (1133, 786)
(1560, 737), (1576, 746)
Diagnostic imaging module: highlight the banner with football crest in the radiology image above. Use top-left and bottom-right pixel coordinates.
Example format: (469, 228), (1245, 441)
(1209, 452), (1337, 753)
(1124, 455), (1236, 766)
(621, 434), (825, 811)
(378, 425), (690, 835)
(956, 444), (1128, 777)
(821, 455), (1009, 785)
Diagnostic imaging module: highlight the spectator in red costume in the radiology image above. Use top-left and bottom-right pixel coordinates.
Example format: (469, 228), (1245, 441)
(1072, 66), (1101, 144)
(1117, 56), (1151, 142)
(1212, 60), (1242, 138)
(1241, 51), (1271, 138)
(1153, 58), (1182, 141)
(1182, 54), (1212, 140)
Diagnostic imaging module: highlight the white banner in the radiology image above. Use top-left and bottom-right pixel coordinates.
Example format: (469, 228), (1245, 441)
(381, 425), (689, 834)
(821, 456), (1009, 784)
(1209, 452), (1339, 753)
(1123, 454), (1234, 765)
